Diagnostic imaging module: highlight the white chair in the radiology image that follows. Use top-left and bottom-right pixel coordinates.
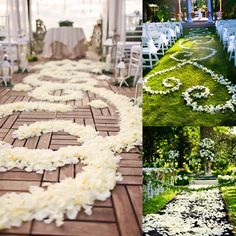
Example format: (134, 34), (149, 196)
(143, 38), (159, 69)
(0, 15), (13, 86)
(117, 45), (142, 87)
(228, 34), (236, 67)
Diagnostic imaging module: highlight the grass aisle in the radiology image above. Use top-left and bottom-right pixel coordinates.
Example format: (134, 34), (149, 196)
(221, 186), (236, 233)
(143, 189), (235, 236)
(143, 28), (236, 126)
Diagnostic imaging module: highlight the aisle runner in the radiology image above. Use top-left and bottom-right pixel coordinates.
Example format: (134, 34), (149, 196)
(143, 189), (234, 236)
(0, 59), (142, 230)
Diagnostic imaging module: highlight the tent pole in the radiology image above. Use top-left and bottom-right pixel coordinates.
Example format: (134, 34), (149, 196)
(27, 0), (33, 54)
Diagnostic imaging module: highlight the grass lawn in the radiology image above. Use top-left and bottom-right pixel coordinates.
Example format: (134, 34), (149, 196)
(221, 186), (236, 234)
(143, 188), (179, 215)
(143, 27), (236, 126)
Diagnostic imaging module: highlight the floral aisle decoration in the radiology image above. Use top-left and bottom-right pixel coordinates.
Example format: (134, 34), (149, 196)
(28, 84), (83, 102)
(88, 100), (108, 108)
(143, 189), (233, 235)
(144, 60), (236, 114)
(170, 35), (216, 62)
(143, 77), (182, 95)
(12, 120), (97, 141)
(12, 83), (32, 91)
(144, 30), (236, 114)
(0, 59), (142, 230)
(199, 138), (215, 161)
(0, 102), (73, 118)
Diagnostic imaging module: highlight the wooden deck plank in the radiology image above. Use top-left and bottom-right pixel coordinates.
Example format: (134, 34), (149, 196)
(0, 180), (40, 191)
(112, 185), (141, 236)
(127, 185), (142, 228)
(0, 171), (42, 181)
(31, 221), (120, 236)
(37, 133), (52, 149)
(0, 65), (140, 236)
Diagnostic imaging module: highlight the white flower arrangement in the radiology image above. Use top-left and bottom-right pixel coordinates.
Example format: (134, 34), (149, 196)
(143, 189), (233, 235)
(199, 138), (215, 161)
(199, 138), (215, 149)
(88, 100), (108, 108)
(12, 83), (32, 91)
(168, 150), (179, 159)
(0, 59), (142, 230)
(144, 77), (182, 95)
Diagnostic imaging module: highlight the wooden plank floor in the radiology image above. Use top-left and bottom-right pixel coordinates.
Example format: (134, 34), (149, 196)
(0, 70), (142, 236)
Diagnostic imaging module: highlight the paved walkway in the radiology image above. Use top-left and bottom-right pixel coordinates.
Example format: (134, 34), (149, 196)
(0, 68), (142, 235)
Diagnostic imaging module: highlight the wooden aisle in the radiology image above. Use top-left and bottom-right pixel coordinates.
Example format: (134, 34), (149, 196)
(0, 71), (142, 236)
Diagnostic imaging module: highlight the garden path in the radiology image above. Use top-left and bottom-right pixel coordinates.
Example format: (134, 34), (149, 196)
(143, 189), (234, 236)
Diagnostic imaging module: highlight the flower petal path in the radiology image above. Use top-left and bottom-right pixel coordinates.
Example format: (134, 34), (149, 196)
(0, 59), (142, 236)
(143, 189), (234, 236)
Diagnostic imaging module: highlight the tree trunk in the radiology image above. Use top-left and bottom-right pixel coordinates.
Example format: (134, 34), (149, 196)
(200, 127), (214, 176)
(177, 127), (185, 169)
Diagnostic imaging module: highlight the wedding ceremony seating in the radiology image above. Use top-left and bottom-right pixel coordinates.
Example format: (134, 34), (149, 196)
(216, 19), (236, 66)
(142, 22), (183, 69)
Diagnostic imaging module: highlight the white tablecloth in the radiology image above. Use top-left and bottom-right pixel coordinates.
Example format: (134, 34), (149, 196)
(43, 27), (86, 59)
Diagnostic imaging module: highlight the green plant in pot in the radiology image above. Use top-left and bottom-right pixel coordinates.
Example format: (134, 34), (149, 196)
(59, 20), (73, 27)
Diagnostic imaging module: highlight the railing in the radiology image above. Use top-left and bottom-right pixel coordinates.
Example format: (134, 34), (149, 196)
(143, 168), (176, 202)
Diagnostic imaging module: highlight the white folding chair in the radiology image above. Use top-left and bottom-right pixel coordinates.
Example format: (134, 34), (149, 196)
(143, 38), (159, 69)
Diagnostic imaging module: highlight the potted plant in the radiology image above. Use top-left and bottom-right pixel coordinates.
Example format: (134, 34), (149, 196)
(58, 20), (73, 27)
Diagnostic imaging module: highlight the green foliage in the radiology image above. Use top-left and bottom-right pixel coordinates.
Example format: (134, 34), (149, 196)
(175, 169), (190, 186)
(213, 151), (231, 175)
(153, 5), (171, 22)
(143, 126), (236, 175)
(224, 0), (236, 19)
(28, 55), (38, 62)
(143, 188), (179, 215)
(218, 175), (236, 185)
(221, 186), (236, 231)
(58, 20), (73, 27)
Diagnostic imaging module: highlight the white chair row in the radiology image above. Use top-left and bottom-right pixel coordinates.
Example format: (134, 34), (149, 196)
(142, 22), (183, 69)
(216, 20), (236, 67)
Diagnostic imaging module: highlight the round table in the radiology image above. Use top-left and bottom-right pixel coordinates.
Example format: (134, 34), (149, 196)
(43, 27), (86, 59)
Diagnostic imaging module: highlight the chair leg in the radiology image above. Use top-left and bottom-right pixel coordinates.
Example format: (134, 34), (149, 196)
(229, 51), (233, 61)
(2, 77), (7, 86)
(234, 53), (236, 67)
(149, 53), (153, 69)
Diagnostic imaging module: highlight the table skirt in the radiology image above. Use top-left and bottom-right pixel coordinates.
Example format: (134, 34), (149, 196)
(43, 39), (86, 59)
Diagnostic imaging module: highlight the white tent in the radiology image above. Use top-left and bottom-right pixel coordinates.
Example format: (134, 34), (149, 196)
(6, 0), (30, 40)
(102, 0), (126, 45)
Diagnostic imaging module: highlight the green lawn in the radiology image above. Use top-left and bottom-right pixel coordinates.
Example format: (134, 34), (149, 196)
(221, 186), (236, 234)
(143, 28), (236, 126)
(143, 188), (179, 215)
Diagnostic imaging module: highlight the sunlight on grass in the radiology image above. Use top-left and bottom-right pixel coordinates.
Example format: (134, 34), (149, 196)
(143, 189), (179, 215)
(221, 186), (236, 232)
